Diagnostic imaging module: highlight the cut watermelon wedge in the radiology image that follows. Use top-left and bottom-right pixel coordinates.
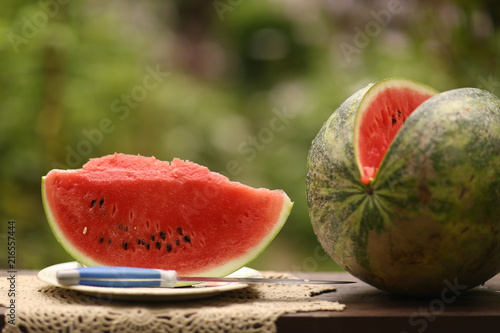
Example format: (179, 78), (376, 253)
(353, 78), (438, 185)
(42, 153), (293, 277)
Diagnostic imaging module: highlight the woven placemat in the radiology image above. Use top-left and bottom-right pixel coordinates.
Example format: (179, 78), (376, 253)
(1, 272), (344, 333)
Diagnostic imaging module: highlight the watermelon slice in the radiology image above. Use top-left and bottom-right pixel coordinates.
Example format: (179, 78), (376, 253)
(353, 78), (438, 184)
(42, 153), (293, 277)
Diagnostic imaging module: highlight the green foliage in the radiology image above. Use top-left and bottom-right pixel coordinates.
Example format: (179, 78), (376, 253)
(0, 0), (498, 272)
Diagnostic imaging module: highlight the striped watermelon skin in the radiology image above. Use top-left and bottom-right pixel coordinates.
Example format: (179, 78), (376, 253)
(306, 84), (500, 296)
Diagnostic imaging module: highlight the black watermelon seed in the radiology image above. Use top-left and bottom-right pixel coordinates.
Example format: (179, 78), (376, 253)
(119, 225), (124, 230)
(99, 198), (104, 207)
(184, 235), (190, 243)
(99, 236), (104, 244)
(146, 243), (150, 250)
(177, 227), (183, 235)
(123, 242), (128, 250)
(108, 239), (112, 244)
(392, 118), (397, 124)
(160, 232), (166, 240)
(124, 226), (129, 232)
(167, 244), (172, 252)
(91, 200), (96, 207)
(137, 238), (141, 245)
(141, 239), (145, 245)
(151, 234), (155, 241)
(176, 239), (180, 246)
(156, 241), (161, 250)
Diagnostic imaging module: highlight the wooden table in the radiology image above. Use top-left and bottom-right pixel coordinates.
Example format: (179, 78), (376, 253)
(2, 271), (499, 332)
(278, 272), (500, 333)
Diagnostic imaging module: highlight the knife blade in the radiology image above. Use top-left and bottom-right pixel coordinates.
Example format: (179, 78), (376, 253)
(56, 266), (355, 288)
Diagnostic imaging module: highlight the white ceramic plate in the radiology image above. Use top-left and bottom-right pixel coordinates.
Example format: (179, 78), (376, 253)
(37, 262), (261, 302)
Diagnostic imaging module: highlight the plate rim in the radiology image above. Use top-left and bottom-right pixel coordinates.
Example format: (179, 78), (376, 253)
(37, 261), (259, 300)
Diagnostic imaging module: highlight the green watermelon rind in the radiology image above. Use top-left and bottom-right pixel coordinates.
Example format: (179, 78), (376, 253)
(370, 88), (500, 294)
(42, 173), (293, 279)
(307, 79), (500, 296)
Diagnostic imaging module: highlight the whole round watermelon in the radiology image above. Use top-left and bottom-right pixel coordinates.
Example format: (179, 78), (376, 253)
(306, 78), (500, 297)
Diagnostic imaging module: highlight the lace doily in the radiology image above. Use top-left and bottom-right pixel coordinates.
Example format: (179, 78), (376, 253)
(1, 272), (344, 333)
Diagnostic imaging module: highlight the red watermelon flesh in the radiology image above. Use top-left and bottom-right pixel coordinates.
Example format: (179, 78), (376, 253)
(355, 82), (437, 184)
(42, 154), (293, 277)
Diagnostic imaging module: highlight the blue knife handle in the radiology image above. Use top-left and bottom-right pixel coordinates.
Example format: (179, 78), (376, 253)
(56, 267), (178, 288)
(77, 279), (163, 288)
(77, 267), (162, 280)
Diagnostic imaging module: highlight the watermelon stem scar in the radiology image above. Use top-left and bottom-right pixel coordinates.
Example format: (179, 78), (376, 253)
(353, 78), (438, 185)
(42, 153), (293, 278)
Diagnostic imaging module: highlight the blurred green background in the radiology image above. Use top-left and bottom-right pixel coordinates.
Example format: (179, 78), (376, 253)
(0, 0), (499, 272)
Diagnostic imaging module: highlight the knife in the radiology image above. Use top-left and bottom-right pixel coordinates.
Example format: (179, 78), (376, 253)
(56, 266), (355, 288)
